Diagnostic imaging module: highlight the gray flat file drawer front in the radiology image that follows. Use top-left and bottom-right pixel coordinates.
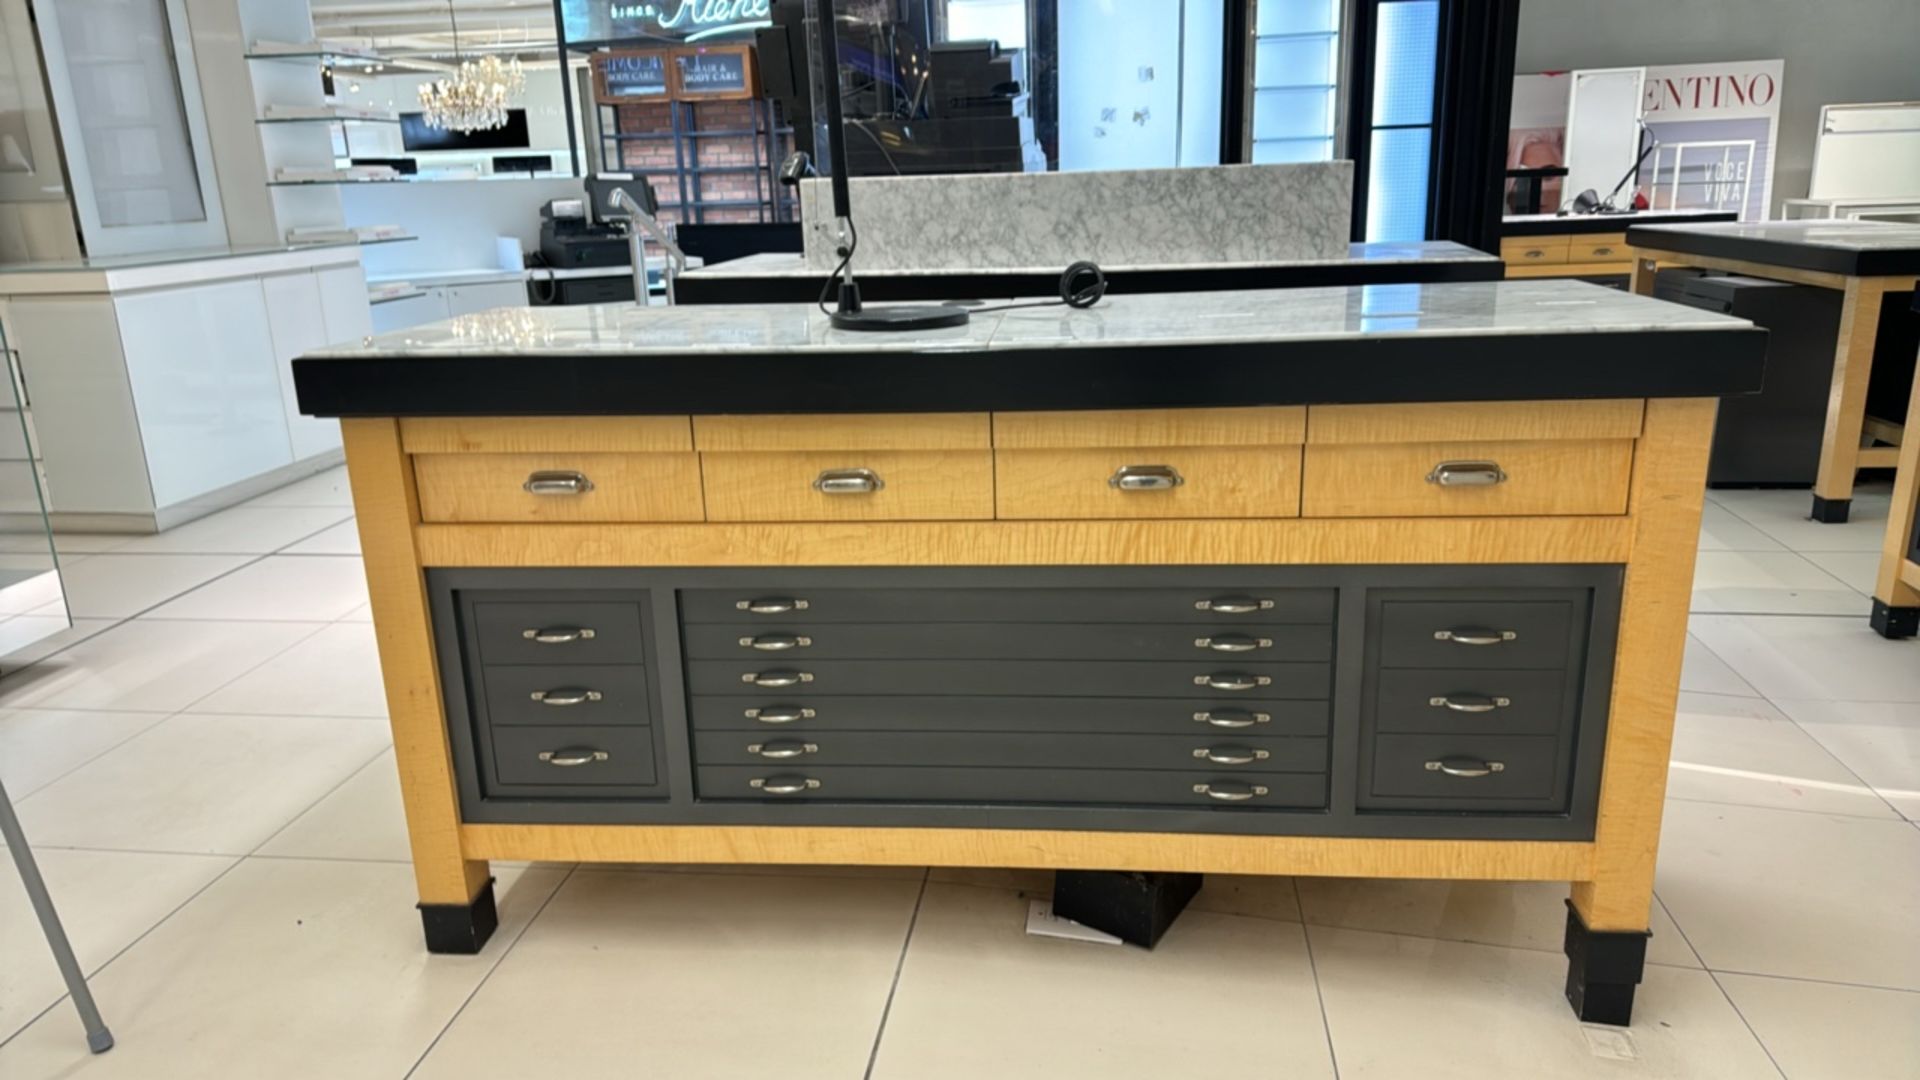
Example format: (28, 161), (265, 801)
(471, 601), (646, 665)
(1362, 734), (1564, 809)
(1377, 600), (1577, 670)
(685, 659), (1332, 699)
(479, 665), (652, 727)
(688, 695), (1332, 736)
(693, 730), (1330, 772)
(696, 766), (1328, 808)
(488, 725), (659, 789)
(681, 622), (1334, 662)
(1373, 669), (1571, 736)
(680, 588), (1337, 625)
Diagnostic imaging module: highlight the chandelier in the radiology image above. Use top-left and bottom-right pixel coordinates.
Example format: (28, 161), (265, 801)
(416, 1), (526, 133)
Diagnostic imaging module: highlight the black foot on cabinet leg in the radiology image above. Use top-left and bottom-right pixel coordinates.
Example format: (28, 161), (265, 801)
(419, 879), (498, 954)
(1052, 870), (1202, 949)
(1869, 599), (1919, 639)
(1563, 902), (1648, 1026)
(1809, 495), (1850, 524)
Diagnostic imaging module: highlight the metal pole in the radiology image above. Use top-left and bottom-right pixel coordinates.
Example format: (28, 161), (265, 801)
(0, 775), (113, 1053)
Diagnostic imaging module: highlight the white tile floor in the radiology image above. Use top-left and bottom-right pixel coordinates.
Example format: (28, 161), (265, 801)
(0, 470), (1915, 1078)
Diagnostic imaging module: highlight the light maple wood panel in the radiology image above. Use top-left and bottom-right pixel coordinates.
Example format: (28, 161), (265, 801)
(1572, 397), (1715, 932)
(992, 407), (1307, 448)
(1569, 233), (1630, 262)
(341, 420), (491, 907)
(413, 452), (706, 523)
(996, 447), (1302, 519)
(415, 516), (1631, 567)
(700, 450), (994, 521)
(1501, 236), (1570, 266)
(399, 416), (692, 453)
(1307, 400), (1644, 444)
(462, 823), (1592, 880)
(1302, 439), (1634, 518)
(1873, 360), (1920, 608)
(693, 412), (990, 451)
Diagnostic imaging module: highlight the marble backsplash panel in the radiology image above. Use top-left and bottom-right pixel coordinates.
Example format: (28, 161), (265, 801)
(798, 162), (1353, 270)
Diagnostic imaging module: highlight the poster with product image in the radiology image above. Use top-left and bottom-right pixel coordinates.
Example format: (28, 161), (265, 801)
(1507, 72), (1570, 213)
(1638, 59), (1783, 221)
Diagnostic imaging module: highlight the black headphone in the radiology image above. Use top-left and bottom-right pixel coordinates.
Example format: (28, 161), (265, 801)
(970, 261), (1107, 315)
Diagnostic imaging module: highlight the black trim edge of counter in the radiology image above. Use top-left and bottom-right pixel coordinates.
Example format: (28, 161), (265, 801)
(675, 258), (1505, 305)
(294, 328), (1768, 418)
(1625, 226), (1920, 277)
(1502, 211), (1735, 238)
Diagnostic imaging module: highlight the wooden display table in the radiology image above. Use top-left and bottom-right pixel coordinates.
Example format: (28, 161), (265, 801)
(1627, 220), (1920, 524)
(293, 281), (1764, 1025)
(1501, 210), (1734, 280)
(1869, 290), (1920, 638)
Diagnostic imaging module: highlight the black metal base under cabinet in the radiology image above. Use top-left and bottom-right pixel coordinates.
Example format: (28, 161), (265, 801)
(1562, 901), (1650, 1026)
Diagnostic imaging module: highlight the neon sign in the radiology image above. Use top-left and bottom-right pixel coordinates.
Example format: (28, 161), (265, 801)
(605, 1), (772, 40)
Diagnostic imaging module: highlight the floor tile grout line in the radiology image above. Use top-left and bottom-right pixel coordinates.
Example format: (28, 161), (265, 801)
(401, 857), (579, 1076)
(246, 744), (397, 857)
(1663, 794), (1907, 822)
(1295, 882), (1342, 1079)
(1699, 967), (1920, 995)
(1, 711), (172, 802)
(1767, 707), (1911, 822)
(403, 864), (581, 1080)
(0, 850), (248, 1052)
(861, 870), (931, 1080)
(1704, 967), (1791, 1079)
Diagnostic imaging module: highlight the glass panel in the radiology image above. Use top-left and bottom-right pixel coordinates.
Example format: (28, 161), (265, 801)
(1252, 136), (1333, 164)
(1257, 0), (1340, 36)
(803, 0), (1226, 176)
(0, 8), (36, 174)
(1253, 87), (1336, 141)
(0, 316), (70, 657)
(1371, 0), (1438, 128)
(1365, 124), (1430, 241)
(1255, 33), (1337, 90)
(52, 0), (205, 226)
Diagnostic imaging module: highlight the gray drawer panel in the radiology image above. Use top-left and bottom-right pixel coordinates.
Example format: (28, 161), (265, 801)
(688, 695), (1332, 736)
(685, 660), (1332, 699)
(696, 766), (1327, 808)
(479, 665), (652, 727)
(1378, 600), (1577, 670)
(694, 731), (1329, 772)
(1374, 669), (1571, 736)
(471, 601), (646, 665)
(1362, 734), (1563, 808)
(680, 587), (1336, 625)
(682, 622), (1334, 662)
(488, 725), (659, 789)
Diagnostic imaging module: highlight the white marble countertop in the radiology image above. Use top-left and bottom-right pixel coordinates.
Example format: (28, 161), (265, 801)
(1626, 219), (1920, 251)
(1501, 209), (1733, 227)
(306, 279), (1749, 359)
(680, 241), (1498, 280)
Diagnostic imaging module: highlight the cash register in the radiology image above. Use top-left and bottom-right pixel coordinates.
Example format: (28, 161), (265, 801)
(536, 197), (629, 269)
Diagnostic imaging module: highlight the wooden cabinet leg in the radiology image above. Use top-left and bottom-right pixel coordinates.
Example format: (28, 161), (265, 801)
(1627, 255), (1658, 296)
(1811, 277), (1891, 516)
(344, 418), (498, 953)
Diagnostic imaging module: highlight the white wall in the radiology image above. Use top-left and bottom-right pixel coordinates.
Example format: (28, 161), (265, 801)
(1517, 0), (1920, 210)
(343, 176), (586, 275)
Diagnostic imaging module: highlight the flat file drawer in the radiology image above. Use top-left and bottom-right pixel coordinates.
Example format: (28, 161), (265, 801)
(1373, 669), (1571, 736)
(1377, 599), (1578, 670)
(479, 665), (651, 726)
(995, 447), (1302, 519)
(700, 450), (994, 521)
(688, 695), (1332, 736)
(693, 730), (1329, 772)
(680, 587), (1337, 625)
(696, 766), (1327, 808)
(686, 659), (1332, 699)
(1362, 733), (1564, 809)
(681, 622), (1334, 662)
(1301, 440), (1633, 517)
(487, 725), (659, 789)
(470, 601), (646, 665)
(413, 452), (704, 523)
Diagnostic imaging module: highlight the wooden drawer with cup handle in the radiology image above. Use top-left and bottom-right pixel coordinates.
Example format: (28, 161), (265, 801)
(412, 452), (704, 523)
(1301, 439), (1634, 517)
(996, 447), (1303, 519)
(699, 450), (994, 522)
